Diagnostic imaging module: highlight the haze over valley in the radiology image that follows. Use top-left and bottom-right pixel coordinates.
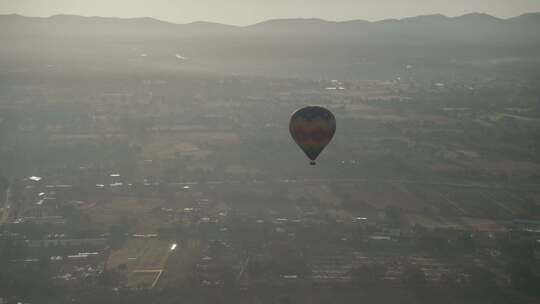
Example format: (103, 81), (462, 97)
(1, 8), (540, 304)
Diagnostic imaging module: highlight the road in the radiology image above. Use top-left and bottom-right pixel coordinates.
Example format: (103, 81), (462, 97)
(169, 177), (537, 190)
(132, 269), (163, 289)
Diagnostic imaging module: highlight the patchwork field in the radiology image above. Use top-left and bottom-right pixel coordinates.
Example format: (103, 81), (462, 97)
(107, 238), (172, 288)
(84, 197), (177, 233)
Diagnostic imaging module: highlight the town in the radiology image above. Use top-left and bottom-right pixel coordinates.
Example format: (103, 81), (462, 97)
(1, 69), (539, 303)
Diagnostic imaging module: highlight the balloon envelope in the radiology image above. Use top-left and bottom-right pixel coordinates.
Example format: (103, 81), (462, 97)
(289, 106), (336, 164)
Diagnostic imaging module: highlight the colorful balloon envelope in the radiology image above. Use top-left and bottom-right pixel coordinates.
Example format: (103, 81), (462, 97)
(289, 106), (336, 165)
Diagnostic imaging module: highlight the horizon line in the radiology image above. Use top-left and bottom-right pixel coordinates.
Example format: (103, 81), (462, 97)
(1, 11), (539, 27)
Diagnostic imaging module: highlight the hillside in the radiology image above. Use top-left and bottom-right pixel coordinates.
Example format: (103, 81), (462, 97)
(1, 13), (539, 79)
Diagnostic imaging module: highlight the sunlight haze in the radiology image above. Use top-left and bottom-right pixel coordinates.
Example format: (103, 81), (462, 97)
(1, 0), (539, 25)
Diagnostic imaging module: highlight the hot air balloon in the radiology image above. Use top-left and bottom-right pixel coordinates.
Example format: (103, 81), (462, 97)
(289, 106), (336, 165)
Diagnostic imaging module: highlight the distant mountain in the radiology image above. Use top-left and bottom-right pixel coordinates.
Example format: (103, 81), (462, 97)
(511, 12), (540, 20)
(1, 12), (539, 37)
(454, 12), (502, 22)
(508, 12), (540, 26)
(0, 13), (173, 27)
(0, 12), (539, 79)
(0, 13), (235, 37)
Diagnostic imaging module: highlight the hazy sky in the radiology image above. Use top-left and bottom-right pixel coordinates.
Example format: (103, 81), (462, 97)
(1, 0), (539, 25)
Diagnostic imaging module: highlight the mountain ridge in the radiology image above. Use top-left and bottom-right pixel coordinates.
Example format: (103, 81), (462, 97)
(1, 12), (539, 80)
(1, 12), (539, 28)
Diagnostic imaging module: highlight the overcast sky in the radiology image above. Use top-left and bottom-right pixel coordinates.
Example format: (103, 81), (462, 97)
(1, 0), (539, 25)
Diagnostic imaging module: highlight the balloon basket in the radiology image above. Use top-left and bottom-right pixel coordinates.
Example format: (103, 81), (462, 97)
(310, 161), (316, 166)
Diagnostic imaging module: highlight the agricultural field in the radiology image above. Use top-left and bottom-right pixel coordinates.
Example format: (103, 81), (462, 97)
(157, 239), (204, 288)
(140, 131), (240, 160)
(83, 196), (178, 233)
(107, 238), (172, 288)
